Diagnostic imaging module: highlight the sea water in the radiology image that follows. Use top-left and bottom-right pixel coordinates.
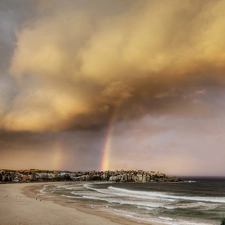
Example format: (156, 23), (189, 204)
(40, 178), (225, 225)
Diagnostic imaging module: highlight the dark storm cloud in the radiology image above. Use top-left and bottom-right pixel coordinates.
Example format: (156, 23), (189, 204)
(0, 0), (36, 69)
(0, 0), (36, 124)
(1, 0), (224, 132)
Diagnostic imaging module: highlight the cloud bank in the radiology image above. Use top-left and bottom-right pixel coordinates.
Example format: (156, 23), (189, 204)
(1, 0), (225, 175)
(0, 0), (224, 132)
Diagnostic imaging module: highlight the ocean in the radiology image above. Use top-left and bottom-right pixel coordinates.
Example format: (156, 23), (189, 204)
(39, 178), (225, 225)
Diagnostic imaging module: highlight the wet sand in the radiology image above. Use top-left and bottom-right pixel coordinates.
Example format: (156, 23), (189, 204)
(0, 182), (158, 225)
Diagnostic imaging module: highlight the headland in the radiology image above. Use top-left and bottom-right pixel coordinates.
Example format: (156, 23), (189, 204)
(0, 168), (180, 183)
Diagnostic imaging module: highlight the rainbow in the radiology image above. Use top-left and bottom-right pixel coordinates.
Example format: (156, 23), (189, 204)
(101, 109), (118, 171)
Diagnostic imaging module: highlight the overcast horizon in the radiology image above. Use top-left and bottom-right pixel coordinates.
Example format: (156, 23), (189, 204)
(1, 0), (225, 176)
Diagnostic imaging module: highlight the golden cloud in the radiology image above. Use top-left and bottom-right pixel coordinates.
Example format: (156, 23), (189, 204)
(3, 0), (225, 132)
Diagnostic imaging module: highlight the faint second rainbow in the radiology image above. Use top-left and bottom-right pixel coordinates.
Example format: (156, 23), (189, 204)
(52, 139), (64, 171)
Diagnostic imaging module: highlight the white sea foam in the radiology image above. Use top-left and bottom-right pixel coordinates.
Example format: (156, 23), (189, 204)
(61, 194), (82, 199)
(164, 206), (177, 209)
(71, 190), (110, 198)
(108, 186), (177, 201)
(39, 184), (48, 194)
(52, 183), (218, 225)
(82, 183), (222, 225)
(83, 184), (222, 211)
(137, 206), (154, 211)
(177, 202), (219, 210)
(84, 184), (175, 202)
(108, 207), (209, 225)
(66, 187), (73, 190)
(54, 184), (84, 192)
(159, 216), (174, 221)
(107, 186), (225, 203)
(82, 195), (164, 208)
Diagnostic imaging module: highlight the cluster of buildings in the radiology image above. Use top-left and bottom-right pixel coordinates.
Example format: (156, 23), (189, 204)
(0, 169), (180, 183)
(0, 169), (71, 183)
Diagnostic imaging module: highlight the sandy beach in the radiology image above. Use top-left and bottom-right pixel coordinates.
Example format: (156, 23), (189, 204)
(0, 182), (157, 225)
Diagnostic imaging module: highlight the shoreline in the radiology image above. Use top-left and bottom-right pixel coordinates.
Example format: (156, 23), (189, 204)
(0, 182), (160, 225)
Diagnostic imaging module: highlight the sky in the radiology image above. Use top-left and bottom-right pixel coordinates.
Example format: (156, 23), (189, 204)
(1, 0), (225, 176)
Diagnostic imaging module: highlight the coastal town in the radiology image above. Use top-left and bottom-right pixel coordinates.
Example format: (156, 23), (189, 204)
(0, 169), (180, 183)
